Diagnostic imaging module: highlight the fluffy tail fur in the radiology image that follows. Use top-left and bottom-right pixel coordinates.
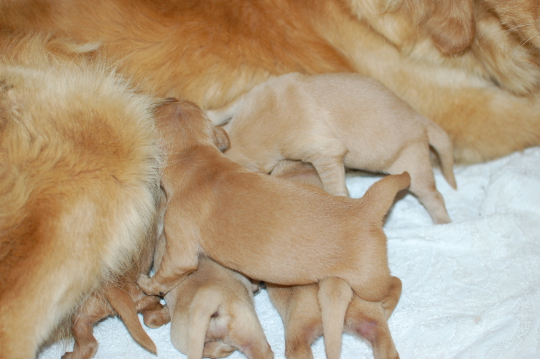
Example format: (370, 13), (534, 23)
(104, 287), (157, 354)
(426, 122), (458, 189)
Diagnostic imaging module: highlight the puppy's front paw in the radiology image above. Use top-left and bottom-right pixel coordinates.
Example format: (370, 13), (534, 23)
(137, 274), (159, 296)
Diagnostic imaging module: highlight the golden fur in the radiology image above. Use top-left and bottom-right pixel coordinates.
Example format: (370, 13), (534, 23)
(0, 0), (539, 163)
(62, 191), (171, 359)
(221, 72), (456, 224)
(0, 33), (163, 359)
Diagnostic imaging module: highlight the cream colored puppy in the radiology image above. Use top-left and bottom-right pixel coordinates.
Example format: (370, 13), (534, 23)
(220, 72), (457, 224)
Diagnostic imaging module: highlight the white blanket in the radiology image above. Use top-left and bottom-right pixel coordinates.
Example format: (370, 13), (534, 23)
(40, 147), (540, 359)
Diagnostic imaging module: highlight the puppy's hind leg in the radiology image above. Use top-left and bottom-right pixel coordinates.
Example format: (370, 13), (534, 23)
(318, 278), (353, 359)
(305, 141), (349, 196)
(62, 297), (106, 359)
(345, 277), (402, 359)
(267, 284), (322, 359)
(387, 147), (451, 224)
(228, 302), (274, 359)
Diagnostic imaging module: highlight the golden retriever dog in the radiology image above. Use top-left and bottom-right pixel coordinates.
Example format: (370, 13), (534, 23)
(221, 72), (456, 224)
(0, 33), (163, 359)
(267, 159), (401, 359)
(1, 0), (539, 163)
(62, 191), (170, 359)
(136, 100), (409, 329)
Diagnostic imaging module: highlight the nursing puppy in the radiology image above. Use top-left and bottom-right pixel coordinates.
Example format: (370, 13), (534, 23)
(137, 100), (410, 322)
(267, 160), (401, 359)
(1, 0), (540, 163)
(62, 191), (171, 359)
(161, 250), (273, 359)
(222, 73), (456, 224)
(0, 33), (162, 359)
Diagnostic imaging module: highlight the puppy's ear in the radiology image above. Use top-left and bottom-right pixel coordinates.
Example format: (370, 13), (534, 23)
(213, 125), (230, 152)
(425, 0), (476, 54)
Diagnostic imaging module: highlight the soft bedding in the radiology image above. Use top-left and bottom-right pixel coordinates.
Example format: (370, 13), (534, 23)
(40, 147), (540, 359)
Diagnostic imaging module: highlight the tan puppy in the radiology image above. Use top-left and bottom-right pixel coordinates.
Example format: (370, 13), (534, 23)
(1, 0), (540, 163)
(62, 191), (171, 359)
(137, 100), (410, 322)
(222, 72), (456, 224)
(267, 160), (401, 359)
(0, 33), (163, 359)
(159, 247), (273, 359)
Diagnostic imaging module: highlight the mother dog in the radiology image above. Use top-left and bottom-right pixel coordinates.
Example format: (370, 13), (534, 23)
(0, 0), (539, 163)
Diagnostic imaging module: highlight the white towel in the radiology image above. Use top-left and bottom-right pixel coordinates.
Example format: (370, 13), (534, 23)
(39, 147), (540, 359)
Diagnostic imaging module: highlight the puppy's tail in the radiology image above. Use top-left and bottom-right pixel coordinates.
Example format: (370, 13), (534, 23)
(360, 172), (411, 223)
(184, 291), (223, 359)
(319, 278), (353, 359)
(427, 122), (458, 189)
(205, 94), (247, 125)
(104, 287), (157, 355)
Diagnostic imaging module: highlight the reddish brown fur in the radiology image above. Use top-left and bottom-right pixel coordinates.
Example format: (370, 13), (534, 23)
(137, 100), (409, 311)
(0, 33), (163, 359)
(0, 0), (539, 163)
(267, 159), (401, 359)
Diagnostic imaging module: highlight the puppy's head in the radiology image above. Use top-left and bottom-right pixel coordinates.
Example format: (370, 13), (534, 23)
(154, 98), (230, 153)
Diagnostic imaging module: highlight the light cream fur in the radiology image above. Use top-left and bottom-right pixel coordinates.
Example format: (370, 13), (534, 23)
(136, 100), (410, 317)
(0, 33), (163, 359)
(223, 72), (456, 224)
